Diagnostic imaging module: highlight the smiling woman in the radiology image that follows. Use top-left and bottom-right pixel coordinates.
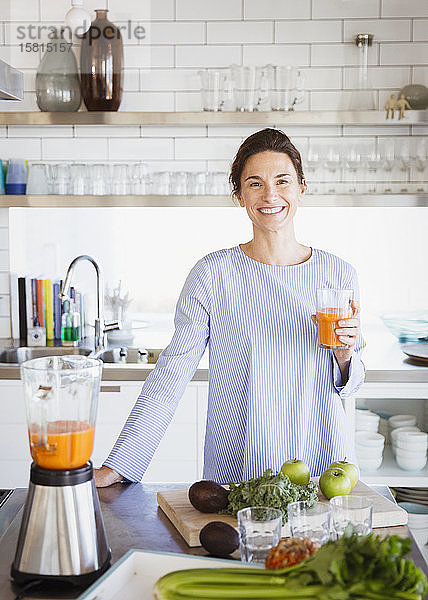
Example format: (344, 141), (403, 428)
(95, 128), (366, 488)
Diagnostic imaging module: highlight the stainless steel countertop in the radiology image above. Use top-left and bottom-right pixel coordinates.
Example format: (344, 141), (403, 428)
(0, 483), (426, 600)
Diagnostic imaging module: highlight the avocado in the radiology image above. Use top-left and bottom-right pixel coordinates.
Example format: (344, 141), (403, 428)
(188, 480), (229, 513)
(199, 521), (240, 556)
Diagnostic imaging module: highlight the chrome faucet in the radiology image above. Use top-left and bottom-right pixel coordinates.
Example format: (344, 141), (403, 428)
(60, 255), (120, 351)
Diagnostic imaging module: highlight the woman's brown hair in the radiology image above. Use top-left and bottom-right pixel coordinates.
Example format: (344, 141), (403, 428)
(229, 128), (305, 200)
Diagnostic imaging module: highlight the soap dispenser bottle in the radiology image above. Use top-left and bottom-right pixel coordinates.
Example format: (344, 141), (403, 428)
(61, 300), (81, 346)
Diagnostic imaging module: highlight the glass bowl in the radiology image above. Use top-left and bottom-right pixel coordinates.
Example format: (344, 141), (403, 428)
(380, 311), (428, 343)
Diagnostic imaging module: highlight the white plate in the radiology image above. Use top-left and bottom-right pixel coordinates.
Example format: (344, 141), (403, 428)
(78, 550), (253, 600)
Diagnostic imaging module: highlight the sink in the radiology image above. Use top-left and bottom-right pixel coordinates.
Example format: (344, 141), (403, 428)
(0, 346), (92, 365)
(96, 348), (162, 364)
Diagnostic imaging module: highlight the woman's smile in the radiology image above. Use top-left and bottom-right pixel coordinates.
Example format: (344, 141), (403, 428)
(258, 206), (287, 215)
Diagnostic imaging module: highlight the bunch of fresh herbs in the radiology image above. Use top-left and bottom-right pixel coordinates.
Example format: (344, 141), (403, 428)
(219, 468), (318, 524)
(154, 529), (427, 600)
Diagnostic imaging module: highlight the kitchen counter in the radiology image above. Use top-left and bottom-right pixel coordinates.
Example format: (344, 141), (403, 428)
(0, 318), (426, 383)
(0, 483), (427, 599)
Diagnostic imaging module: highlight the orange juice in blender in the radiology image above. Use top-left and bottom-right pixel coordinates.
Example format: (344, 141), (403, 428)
(316, 289), (353, 349)
(29, 420), (95, 470)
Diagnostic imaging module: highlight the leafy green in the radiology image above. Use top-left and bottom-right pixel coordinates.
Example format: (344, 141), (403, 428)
(219, 468), (318, 524)
(153, 529), (428, 600)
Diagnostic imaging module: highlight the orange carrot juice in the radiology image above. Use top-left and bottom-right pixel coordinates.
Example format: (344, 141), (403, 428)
(316, 309), (351, 349)
(29, 420), (95, 470)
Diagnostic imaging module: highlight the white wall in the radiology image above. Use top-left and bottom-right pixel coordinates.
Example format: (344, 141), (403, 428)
(8, 205), (428, 322)
(0, 0), (427, 334)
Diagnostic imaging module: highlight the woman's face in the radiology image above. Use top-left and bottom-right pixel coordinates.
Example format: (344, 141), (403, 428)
(237, 151), (305, 234)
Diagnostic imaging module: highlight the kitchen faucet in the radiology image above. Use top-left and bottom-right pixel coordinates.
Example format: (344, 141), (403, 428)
(60, 255), (120, 351)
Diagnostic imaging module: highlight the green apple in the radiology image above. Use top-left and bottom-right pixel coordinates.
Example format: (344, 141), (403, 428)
(319, 468), (352, 500)
(280, 459), (310, 485)
(328, 459), (359, 489)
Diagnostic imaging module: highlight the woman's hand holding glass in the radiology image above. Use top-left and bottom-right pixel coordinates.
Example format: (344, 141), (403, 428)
(311, 299), (360, 363)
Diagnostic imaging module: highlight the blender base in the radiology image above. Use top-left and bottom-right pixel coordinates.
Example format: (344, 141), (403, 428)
(11, 462), (111, 587)
(11, 554), (111, 588)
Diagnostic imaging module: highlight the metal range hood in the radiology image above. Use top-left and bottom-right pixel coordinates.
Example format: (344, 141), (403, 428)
(0, 59), (23, 100)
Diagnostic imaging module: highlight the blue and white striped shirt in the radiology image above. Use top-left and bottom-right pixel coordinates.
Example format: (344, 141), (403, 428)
(104, 245), (366, 483)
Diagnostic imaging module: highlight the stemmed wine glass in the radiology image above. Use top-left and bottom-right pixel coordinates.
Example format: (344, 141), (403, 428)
(324, 146), (341, 194)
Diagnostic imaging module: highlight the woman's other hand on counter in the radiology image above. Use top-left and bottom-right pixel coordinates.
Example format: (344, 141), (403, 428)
(94, 465), (124, 487)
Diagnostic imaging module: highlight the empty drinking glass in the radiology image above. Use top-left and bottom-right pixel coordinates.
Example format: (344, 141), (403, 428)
(171, 171), (187, 195)
(237, 507), (282, 564)
(206, 171), (229, 195)
(330, 496), (373, 539)
(287, 501), (331, 545)
(324, 147), (342, 194)
(151, 171), (170, 195)
(270, 65), (305, 111)
(187, 172), (206, 195)
(130, 162), (148, 194)
(69, 163), (88, 195)
(90, 163), (110, 195)
(111, 163), (129, 195)
(199, 69), (224, 112)
(52, 163), (70, 195)
(26, 163), (49, 195)
(231, 65), (258, 112)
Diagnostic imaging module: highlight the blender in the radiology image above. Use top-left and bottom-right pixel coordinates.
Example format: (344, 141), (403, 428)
(11, 355), (110, 586)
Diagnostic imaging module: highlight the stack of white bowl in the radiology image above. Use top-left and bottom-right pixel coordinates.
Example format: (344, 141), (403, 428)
(390, 426), (420, 456)
(355, 409), (380, 433)
(355, 431), (385, 471)
(395, 431), (427, 471)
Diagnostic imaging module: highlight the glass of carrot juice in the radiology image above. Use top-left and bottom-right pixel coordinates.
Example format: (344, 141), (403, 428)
(316, 289), (353, 349)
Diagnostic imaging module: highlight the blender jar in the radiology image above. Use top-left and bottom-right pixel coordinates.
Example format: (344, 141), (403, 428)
(21, 355), (102, 470)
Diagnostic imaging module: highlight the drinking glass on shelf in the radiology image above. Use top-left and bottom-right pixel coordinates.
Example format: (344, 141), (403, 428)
(171, 171), (187, 195)
(151, 171), (170, 195)
(220, 74), (235, 112)
(324, 147), (341, 194)
(316, 288), (353, 349)
(237, 506), (282, 564)
(26, 163), (49, 195)
(90, 163), (110, 195)
(345, 147), (363, 194)
(412, 139), (427, 192)
(111, 163), (129, 195)
(198, 69), (223, 112)
(187, 172), (206, 195)
(52, 163), (70, 195)
(69, 163), (88, 195)
(206, 171), (229, 195)
(231, 65), (258, 112)
(130, 162), (148, 195)
(287, 501), (331, 545)
(364, 150), (382, 194)
(255, 66), (272, 112)
(330, 496), (373, 539)
(305, 145), (322, 195)
(270, 65), (305, 111)
(379, 140), (395, 193)
(396, 140), (411, 193)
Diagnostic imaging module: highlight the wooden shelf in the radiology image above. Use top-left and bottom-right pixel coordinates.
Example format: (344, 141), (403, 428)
(1, 194), (427, 208)
(0, 110), (427, 126)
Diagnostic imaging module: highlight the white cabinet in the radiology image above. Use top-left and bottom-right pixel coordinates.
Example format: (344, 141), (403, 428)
(353, 382), (428, 487)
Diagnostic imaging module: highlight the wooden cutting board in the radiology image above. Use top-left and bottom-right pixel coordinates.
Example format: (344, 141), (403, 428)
(157, 479), (408, 547)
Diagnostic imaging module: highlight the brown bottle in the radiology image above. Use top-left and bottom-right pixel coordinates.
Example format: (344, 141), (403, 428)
(80, 9), (123, 111)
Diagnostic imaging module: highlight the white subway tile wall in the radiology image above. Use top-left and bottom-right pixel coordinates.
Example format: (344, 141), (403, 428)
(0, 0), (426, 336)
